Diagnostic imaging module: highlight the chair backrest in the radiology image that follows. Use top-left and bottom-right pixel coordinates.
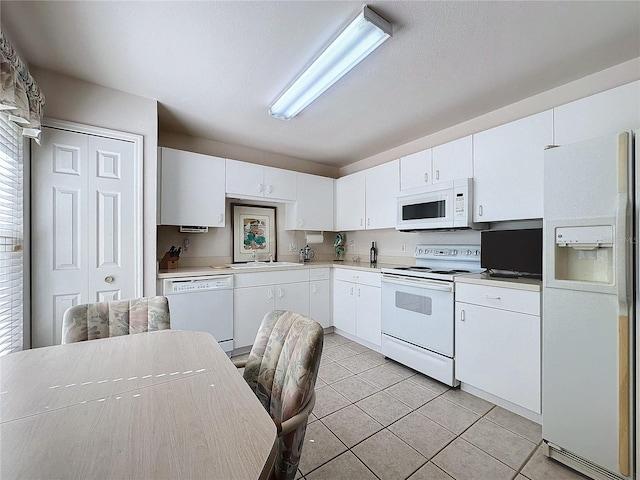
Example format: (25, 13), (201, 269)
(62, 296), (171, 344)
(243, 310), (324, 480)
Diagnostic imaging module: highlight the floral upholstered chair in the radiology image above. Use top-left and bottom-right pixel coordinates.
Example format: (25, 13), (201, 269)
(235, 310), (324, 480)
(61, 296), (171, 344)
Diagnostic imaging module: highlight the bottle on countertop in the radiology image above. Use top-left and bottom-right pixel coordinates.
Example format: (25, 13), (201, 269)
(370, 241), (377, 265)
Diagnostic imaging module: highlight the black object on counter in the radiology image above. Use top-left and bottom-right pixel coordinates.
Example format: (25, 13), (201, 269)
(370, 241), (377, 265)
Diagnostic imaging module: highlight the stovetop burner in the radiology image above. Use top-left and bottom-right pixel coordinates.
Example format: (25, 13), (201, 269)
(382, 244), (483, 280)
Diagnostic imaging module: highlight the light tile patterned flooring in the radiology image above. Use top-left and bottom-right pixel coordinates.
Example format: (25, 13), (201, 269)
(294, 332), (589, 480)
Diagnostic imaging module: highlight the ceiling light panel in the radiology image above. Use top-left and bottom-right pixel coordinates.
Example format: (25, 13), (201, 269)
(269, 5), (392, 121)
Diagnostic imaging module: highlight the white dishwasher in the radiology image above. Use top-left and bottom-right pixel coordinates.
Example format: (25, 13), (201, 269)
(162, 275), (234, 354)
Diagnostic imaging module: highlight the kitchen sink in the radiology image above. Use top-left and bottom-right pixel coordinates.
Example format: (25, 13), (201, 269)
(229, 261), (304, 269)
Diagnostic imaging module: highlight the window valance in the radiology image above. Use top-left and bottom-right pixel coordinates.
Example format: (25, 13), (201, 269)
(0, 31), (45, 142)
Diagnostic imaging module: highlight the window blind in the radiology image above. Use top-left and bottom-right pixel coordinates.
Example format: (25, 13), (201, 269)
(0, 112), (24, 356)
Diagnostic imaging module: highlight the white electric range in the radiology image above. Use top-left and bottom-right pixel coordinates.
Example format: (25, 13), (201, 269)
(380, 244), (483, 386)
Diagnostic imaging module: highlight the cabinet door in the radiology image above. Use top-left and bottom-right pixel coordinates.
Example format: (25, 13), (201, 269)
(225, 159), (264, 198)
(472, 110), (552, 222)
(310, 279), (331, 328)
(356, 284), (381, 346)
(275, 282), (309, 317)
(554, 81), (640, 146)
(160, 148), (225, 226)
(332, 280), (356, 335)
(264, 166), (297, 201)
(455, 302), (540, 413)
(335, 171), (366, 231)
(432, 136), (473, 183)
(233, 286), (274, 349)
(286, 173), (334, 230)
(400, 149), (432, 191)
(365, 160), (399, 229)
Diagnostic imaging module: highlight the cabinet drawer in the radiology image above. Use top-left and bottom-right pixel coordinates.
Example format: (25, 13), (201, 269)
(455, 283), (539, 315)
(234, 269), (309, 288)
(309, 268), (330, 281)
(334, 268), (381, 287)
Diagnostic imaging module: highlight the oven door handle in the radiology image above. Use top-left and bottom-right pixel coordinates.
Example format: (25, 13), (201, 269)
(382, 276), (453, 292)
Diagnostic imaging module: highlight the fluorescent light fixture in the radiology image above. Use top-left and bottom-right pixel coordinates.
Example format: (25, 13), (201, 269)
(268, 5), (392, 121)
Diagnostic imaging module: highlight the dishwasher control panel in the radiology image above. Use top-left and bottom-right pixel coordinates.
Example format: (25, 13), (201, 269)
(163, 275), (233, 294)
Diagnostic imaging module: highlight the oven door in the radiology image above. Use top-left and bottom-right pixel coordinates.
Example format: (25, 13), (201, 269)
(381, 275), (454, 357)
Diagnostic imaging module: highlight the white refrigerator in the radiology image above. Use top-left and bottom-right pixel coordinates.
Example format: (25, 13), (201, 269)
(543, 130), (636, 480)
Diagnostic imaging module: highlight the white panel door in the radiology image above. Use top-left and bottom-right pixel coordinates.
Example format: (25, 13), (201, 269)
(274, 282), (309, 317)
(335, 172), (366, 231)
(332, 280), (356, 335)
(355, 284), (381, 346)
(32, 127), (138, 347)
(400, 149), (432, 190)
(263, 166), (296, 201)
(432, 136), (473, 183)
(310, 279), (331, 328)
(365, 160), (399, 229)
(233, 286), (274, 349)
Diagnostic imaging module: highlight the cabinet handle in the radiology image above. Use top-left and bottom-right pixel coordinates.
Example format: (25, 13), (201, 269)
(435, 170), (440, 180)
(357, 288), (361, 297)
(267, 289), (273, 299)
(278, 288), (283, 298)
(478, 205), (483, 216)
(218, 213), (224, 224)
(367, 218), (370, 226)
(298, 218), (304, 228)
(360, 218), (364, 227)
(258, 184), (264, 193)
(424, 172), (428, 183)
(311, 284), (317, 294)
(349, 286), (354, 295)
(485, 295), (501, 300)
(460, 309), (465, 321)
(267, 185), (273, 194)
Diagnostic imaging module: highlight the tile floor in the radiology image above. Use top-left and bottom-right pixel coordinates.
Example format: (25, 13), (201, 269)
(237, 332), (590, 480)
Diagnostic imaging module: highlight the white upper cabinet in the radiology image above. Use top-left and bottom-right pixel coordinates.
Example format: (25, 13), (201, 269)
(400, 136), (473, 192)
(365, 160), (400, 229)
(554, 81), (640, 146)
(335, 170), (366, 231)
(285, 173), (334, 231)
(335, 160), (399, 231)
(400, 149), (432, 190)
(158, 147), (225, 227)
(225, 159), (296, 201)
(432, 135), (473, 183)
(473, 110), (553, 222)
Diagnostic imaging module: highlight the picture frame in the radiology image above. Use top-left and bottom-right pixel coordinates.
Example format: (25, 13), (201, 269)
(232, 204), (277, 263)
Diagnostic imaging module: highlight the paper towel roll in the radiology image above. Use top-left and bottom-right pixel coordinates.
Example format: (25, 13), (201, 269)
(305, 233), (324, 244)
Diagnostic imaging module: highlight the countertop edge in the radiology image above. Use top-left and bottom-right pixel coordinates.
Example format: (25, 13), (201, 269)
(157, 262), (392, 279)
(454, 273), (542, 291)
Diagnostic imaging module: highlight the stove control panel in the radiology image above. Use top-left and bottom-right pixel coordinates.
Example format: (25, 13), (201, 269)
(414, 244), (481, 260)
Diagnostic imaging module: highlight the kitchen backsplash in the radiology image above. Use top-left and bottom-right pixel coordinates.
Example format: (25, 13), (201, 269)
(157, 199), (485, 267)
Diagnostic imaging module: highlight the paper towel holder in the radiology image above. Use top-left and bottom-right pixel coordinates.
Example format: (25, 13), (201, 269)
(305, 231), (324, 244)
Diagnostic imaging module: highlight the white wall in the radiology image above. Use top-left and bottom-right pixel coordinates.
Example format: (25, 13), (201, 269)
(32, 67), (159, 296)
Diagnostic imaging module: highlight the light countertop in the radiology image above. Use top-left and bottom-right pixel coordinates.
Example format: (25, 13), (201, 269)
(157, 261), (396, 279)
(455, 273), (542, 292)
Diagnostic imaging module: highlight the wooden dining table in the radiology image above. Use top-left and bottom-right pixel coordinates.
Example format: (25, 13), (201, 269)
(0, 330), (277, 479)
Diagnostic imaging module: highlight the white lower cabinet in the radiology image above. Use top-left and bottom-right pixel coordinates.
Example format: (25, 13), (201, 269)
(455, 281), (541, 414)
(333, 269), (381, 347)
(233, 270), (310, 349)
(309, 268), (331, 329)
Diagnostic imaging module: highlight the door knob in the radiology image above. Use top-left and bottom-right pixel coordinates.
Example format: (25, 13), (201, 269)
(104, 275), (115, 283)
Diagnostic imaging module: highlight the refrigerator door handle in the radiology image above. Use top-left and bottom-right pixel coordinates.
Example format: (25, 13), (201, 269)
(615, 131), (631, 477)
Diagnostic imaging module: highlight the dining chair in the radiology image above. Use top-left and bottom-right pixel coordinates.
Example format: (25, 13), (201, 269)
(234, 310), (324, 480)
(61, 296), (171, 344)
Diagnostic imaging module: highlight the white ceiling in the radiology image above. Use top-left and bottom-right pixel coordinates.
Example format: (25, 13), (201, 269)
(2, 1), (639, 168)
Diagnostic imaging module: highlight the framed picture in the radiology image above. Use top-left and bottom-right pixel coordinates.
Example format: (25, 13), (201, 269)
(232, 204), (277, 263)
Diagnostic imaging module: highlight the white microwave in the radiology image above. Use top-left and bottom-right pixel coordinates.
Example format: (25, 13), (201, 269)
(396, 178), (486, 231)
